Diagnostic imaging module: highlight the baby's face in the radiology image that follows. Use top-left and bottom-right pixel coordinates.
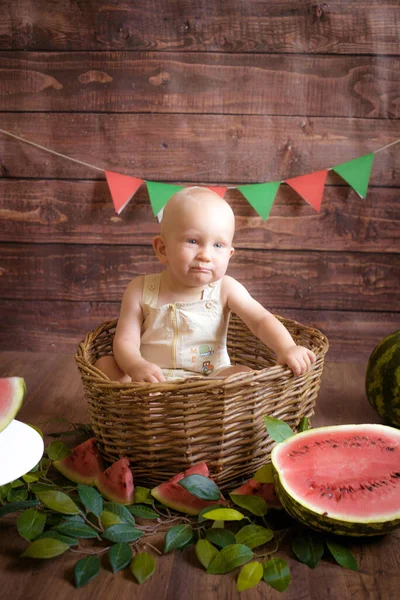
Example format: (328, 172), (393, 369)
(159, 193), (235, 288)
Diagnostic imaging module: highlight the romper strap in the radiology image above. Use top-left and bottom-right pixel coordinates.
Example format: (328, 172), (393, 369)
(141, 273), (161, 308)
(203, 278), (223, 300)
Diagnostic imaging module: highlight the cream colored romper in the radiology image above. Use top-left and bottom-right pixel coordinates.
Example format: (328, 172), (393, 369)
(140, 273), (231, 380)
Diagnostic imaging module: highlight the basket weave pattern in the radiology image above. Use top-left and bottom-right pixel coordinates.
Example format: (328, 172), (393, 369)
(75, 314), (329, 489)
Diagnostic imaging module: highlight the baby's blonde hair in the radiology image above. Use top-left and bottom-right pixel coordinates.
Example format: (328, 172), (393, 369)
(169, 186), (223, 203)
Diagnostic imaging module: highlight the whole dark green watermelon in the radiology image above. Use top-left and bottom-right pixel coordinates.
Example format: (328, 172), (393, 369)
(365, 331), (400, 427)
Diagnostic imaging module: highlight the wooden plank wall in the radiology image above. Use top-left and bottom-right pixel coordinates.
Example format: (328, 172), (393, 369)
(0, 0), (399, 361)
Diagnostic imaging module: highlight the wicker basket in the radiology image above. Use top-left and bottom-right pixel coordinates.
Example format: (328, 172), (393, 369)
(75, 314), (328, 490)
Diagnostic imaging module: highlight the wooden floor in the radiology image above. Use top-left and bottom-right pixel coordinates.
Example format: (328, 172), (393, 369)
(0, 352), (399, 600)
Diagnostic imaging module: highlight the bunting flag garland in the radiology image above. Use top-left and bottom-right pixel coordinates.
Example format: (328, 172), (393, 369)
(332, 153), (374, 199)
(0, 127), (398, 220)
(237, 182), (281, 221)
(285, 170), (328, 212)
(105, 171), (144, 215)
(206, 186), (228, 197)
(146, 181), (185, 216)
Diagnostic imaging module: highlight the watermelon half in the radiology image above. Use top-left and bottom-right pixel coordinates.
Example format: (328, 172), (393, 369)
(271, 423), (400, 536)
(0, 377), (26, 434)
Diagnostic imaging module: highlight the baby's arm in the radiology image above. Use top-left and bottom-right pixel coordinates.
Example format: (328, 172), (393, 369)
(222, 276), (316, 376)
(113, 277), (166, 383)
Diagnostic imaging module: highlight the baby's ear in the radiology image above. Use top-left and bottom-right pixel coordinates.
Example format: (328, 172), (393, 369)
(153, 235), (168, 264)
(229, 246), (235, 258)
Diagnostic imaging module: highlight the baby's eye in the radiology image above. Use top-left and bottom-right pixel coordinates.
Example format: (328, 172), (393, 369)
(214, 242), (224, 248)
(187, 239), (197, 244)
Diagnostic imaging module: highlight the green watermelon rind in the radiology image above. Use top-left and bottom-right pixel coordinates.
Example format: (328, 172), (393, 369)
(271, 423), (400, 537)
(0, 377), (26, 433)
(365, 331), (400, 427)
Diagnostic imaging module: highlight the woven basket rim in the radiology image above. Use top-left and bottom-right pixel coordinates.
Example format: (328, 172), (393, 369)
(75, 315), (329, 390)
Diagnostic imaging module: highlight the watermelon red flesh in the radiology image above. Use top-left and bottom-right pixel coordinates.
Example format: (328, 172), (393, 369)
(0, 377), (25, 433)
(231, 479), (282, 509)
(272, 424), (400, 523)
(151, 462), (226, 515)
(97, 457), (134, 505)
(53, 437), (105, 486)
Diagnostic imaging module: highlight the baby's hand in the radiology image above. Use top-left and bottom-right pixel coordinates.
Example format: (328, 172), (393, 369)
(277, 345), (316, 377)
(129, 359), (166, 383)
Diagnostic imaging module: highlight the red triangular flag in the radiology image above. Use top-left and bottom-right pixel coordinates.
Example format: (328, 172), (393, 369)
(285, 170), (328, 212)
(105, 171), (144, 214)
(205, 186), (228, 198)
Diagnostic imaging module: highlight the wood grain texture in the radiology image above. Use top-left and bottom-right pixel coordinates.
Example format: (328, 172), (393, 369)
(0, 300), (398, 362)
(0, 0), (399, 54)
(1, 244), (399, 310)
(0, 113), (399, 183)
(1, 52), (399, 118)
(0, 181), (399, 252)
(0, 354), (399, 599)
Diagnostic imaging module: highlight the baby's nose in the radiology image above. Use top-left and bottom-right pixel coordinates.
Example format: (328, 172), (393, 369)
(197, 246), (211, 261)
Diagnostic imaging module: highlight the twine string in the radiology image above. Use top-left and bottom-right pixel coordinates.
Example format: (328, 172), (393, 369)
(0, 127), (399, 183)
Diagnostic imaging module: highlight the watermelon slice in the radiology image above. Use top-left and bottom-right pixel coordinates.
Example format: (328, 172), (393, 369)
(0, 377), (25, 434)
(151, 462), (226, 515)
(53, 437), (105, 486)
(231, 478), (282, 509)
(96, 457), (134, 505)
(271, 423), (400, 536)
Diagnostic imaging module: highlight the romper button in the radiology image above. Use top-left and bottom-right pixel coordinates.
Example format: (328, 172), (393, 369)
(206, 302), (212, 309)
(148, 283), (155, 290)
(208, 282), (216, 287)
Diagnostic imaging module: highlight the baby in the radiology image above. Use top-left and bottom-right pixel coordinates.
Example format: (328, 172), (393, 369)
(95, 186), (316, 383)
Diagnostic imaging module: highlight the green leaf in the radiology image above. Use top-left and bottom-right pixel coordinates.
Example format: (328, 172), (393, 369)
(36, 531), (78, 546)
(197, 504), (228, 523)
(293, 533), (324, 569)
(236, 525), (274, 549)
(164, 524), (194, 553)
(108, 543), (133, 573)
(17, 508), (46, 541)
(21, 538), (70, 559)
(131, 551), (156, 584)
(7, 488), (29, 502)
(77, 484), (103, 517)
(11, 479), (25, 488)
(253, 464), (274, 483)
(35, 490), (80, 515)
(0, 500), (40, 517)
(201, 508), (244, 521)
(100, 510), (123, 529)
(263, 557), (291, 592)
(195, 539), (218, 569)
(326, 540), (359, 571)
(46, 440), (71, 461)
(206, 528), (236, 549)
(264, 417), (294, 442)
(104, 502), (135, 525)
(55, 521), (99, 539)
(128, 504), (159, 519)
(134, 486), (154, 505)
(0, 483), (12, 500)
(237, 561), (264, 592)
(74, 555), (101, 588)
(178, 474), (221, 501)
(298, 416), (310, 432)
(22, 473), (41, 484)
(230, 494), (268, 517)
(102, 523), (143, 543)
(207, 544), (254, 574)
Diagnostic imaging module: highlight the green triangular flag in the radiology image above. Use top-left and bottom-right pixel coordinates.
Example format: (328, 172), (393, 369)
(332, 153), (374, 199)
(237, 181), (281, 221)
(146, 181), (185, 216)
